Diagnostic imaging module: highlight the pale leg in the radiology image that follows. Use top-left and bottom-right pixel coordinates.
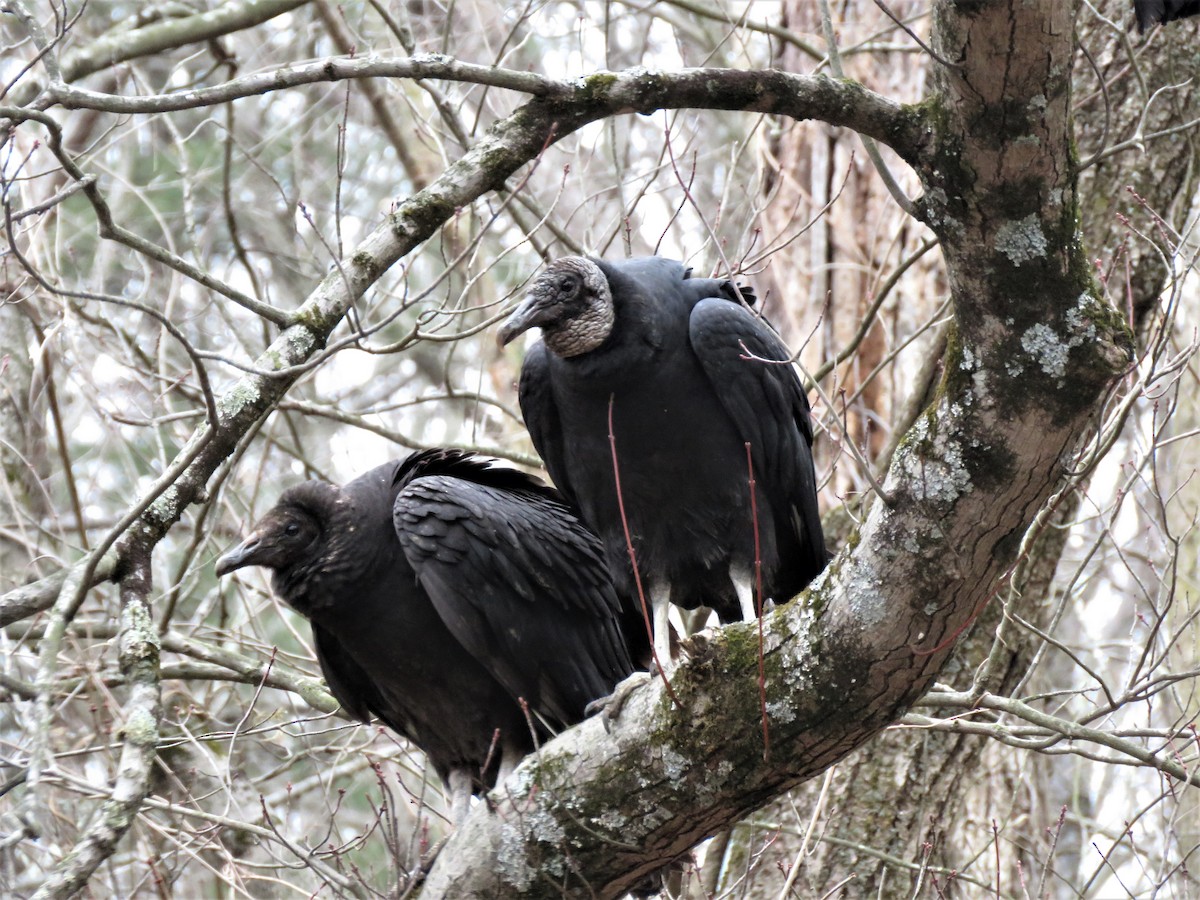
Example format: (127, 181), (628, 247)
(447, 768), (474, 825)
(652, 583), (673, 668)
(732, 567), (758, 622)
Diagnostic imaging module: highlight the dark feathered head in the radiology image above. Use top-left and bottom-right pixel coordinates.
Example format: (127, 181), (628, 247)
(498, 257), (614, 357)
(215, 482), (353, 614)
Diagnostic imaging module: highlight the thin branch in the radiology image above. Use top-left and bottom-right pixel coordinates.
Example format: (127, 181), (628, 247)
(811, 237), (939, 384)
(1, 106), (291, 325)
(2, 0), (312, 108)
(0, 555), (115, 628)
(10, 63), (924, 165)
(916, 691), (1200, 787)
(30, 566), (160, 900)
(43, 55), (559, 114)
(818, 0), (918, 217)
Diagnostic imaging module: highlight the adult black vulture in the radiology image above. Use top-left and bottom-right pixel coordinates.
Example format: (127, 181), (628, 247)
(215, 449), (634, 820)
(1135, 0), (1200, 30)
(499, 256), (827, 665)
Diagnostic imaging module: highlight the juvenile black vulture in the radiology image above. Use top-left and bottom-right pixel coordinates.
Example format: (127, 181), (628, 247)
(499, 256), (827, 665)
(1135, 0), (1200, 30)
(215, 449), (634, 820)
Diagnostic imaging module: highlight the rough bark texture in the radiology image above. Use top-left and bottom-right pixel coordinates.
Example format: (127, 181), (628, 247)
(418, 5), (1136, 895)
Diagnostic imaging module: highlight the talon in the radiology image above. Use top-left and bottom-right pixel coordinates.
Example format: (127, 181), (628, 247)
(585, 671), (652, 731)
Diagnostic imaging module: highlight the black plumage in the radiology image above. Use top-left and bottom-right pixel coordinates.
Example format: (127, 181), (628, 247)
(1134, 0), (1200, 30)
(499, 256), (827, 664)
(215, 449), (634, 819)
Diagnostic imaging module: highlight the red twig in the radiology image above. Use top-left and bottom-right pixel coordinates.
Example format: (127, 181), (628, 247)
(480, 726), (503, 783)
(608, 395), (679, 706)
(746, 442), (770, 762)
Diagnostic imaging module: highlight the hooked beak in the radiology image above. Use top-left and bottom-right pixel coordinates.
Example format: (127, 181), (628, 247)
(498, 293), (552, 347)
(215, 534), (262, 577)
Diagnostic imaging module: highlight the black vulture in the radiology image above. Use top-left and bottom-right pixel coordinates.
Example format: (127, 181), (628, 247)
(215, 448), (634, 820)
(499, 256), (827, 665)
(1135, 0), (1200, 30)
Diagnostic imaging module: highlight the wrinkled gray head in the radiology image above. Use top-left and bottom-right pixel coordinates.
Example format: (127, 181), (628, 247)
(497, 257), (614, 358)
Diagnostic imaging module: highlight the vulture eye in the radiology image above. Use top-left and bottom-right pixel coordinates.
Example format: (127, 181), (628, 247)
(557, 275), (577, 292)
(284, 522), (301, 537)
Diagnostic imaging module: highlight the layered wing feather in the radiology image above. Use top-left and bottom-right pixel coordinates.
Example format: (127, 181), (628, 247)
(392, 473), (633, 729)
(688, 297), (827, 588)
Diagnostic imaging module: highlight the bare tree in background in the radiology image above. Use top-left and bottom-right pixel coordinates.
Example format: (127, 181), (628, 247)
(0, 1), (1197, 897)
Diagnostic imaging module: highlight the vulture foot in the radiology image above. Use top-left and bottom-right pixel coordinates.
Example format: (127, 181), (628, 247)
(585, 670), (652, 731)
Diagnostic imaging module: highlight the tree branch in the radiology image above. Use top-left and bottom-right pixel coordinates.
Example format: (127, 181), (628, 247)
(2, 0), (312, 108)
(30, 549), (162, 900)
(30, 61), (925, 166)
